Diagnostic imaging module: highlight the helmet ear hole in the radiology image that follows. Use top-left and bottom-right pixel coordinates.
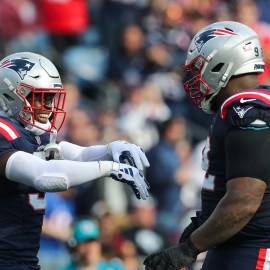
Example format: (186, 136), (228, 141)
(3, 93), (15, 102)
(211, 63), (224, 73)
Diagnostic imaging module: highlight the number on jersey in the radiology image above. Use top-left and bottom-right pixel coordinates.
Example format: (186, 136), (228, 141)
(201, 137), (216, 191)
(28, 193), (46, 210)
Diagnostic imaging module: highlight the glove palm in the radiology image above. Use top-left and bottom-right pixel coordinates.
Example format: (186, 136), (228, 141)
(143, 238), (198, 270)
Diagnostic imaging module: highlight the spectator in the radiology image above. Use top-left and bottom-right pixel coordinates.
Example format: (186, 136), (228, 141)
(106, 23), (146, 92)
(59, 217), (126, 270)
(234, 0), (270, 84)
(38, 189), (77, 270)
(65, 108), (101, 147)
(145, 115), (191, 232)
(121, 195), (171, 269)
(88, 200), (139, 270)
(0, 0), (41, 58)
(256, 0), (270, 24)
(99, 0), (146, 54)
(118, 82), (170, 151)
(36, 0), (90, 74)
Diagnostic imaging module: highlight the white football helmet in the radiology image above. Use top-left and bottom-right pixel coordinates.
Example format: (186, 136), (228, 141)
(183, 21), (265, 113)
(0, 52), (66, 135)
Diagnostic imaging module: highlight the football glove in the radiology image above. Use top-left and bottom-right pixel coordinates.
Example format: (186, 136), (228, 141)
(143, 238), (199, 270)
(110, 162), (149, 200)
(119, 150), (137, 168)
(108, 140), (150, 171)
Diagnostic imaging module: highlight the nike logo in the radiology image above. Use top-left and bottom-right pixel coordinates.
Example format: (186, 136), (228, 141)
(240, 98), (256, 103)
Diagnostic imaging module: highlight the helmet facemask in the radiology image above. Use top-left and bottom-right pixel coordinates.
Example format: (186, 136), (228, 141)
(183, 56), (211, 108)
(17, 84), (66, 134)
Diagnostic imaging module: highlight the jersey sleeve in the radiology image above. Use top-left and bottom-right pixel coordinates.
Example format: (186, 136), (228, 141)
(225, 128), (270, 183)
(220, 88), (270, 128)
(224, 105), (270, 128)
(0, 133), (17, 158)
(0, 118), (20, 158)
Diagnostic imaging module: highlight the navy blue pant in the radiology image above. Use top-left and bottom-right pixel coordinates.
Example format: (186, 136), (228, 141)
(201, 246), (270, 270)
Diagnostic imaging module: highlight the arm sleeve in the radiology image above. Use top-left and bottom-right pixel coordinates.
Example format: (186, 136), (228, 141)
(58, 141), (111, 161)
(225, 128), (270, 183)
(5, 151), (115, 192)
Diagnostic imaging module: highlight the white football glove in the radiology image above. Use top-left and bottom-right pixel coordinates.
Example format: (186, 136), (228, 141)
(107, 140), (150, 171)
(99, 161), (150, 200)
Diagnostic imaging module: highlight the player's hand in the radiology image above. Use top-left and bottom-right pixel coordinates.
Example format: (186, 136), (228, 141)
(111, 162), (150, 200)
(108, 140), (150, 171)
(143, 238), (198, 270)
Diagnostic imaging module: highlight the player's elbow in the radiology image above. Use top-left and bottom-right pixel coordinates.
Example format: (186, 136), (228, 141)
(34, 175), (69, 192)
(241, 201), (261, 220)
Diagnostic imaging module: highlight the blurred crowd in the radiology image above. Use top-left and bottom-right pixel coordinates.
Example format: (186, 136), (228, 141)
(1, 0), (270, 269)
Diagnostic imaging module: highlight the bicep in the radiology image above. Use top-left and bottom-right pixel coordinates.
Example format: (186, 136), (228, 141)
(226, 177), (266, 214)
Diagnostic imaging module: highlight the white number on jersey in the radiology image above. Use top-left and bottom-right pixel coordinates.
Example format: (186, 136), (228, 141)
(28, 193), (46, 210)
(201, 137), (216, 191)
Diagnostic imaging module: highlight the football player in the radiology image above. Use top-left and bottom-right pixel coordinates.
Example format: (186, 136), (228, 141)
(0, 52), (150, 270)
(144, 21), (270, 270)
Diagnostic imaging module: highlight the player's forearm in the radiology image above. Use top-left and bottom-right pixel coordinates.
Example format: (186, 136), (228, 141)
(190, 177), (266, 252)
(5, 151), (115, 192)
(59, 141), (111, 161)
(190, 197), (253, 251)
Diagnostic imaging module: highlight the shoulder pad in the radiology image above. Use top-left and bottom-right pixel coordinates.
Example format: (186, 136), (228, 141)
(220, 89), (270, 128)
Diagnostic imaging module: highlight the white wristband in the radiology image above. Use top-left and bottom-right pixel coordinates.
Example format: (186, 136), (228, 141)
(99, 161), (120, 176)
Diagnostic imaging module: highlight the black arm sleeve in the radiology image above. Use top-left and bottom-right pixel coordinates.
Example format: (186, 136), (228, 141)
(225, 128), (270, 183)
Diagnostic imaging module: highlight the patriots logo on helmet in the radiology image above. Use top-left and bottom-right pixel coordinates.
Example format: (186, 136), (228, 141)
(0, 58), (35, 80)
(195, 28), (239, 52)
